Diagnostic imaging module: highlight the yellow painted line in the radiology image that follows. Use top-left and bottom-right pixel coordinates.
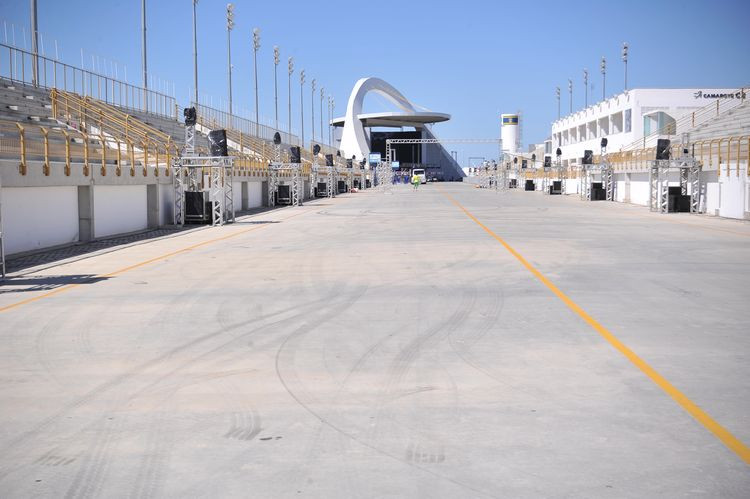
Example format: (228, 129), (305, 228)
(0, 209), (313, 314)
(439, 188), (750, 467)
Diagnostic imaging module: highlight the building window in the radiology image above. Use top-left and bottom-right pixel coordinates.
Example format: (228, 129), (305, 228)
(625, 109), (632, 133)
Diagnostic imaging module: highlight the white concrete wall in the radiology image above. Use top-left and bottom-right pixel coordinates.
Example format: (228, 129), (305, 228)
(159, 183), (175, 226)
(247, 181), (263, 208)
(93, 185), (148, 238)
(1, 186), (79, 255)
(232, 182), (243, 212)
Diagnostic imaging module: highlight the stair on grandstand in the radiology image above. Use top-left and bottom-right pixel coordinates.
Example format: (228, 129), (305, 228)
(687, 101), (750, 141)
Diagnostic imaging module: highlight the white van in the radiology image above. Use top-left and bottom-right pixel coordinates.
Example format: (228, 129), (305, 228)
(412, 168), (427, 184)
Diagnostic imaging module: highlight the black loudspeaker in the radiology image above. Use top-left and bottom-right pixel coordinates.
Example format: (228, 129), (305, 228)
(346, 159), (353, 168)
(668, 193), (691, 212)
(316, 182), (327, 197)
(656, 139), (671, 160)
(290, 146), (301, 163)
(273, 132), (281, 145)
(277, 184), (291, 204)
(208, 130), (228, 156)
(337, 180), (347, 193)
(582, 150), (594, 165)
(183, 107), (197, 126)
(522, 160), (528, 169)
(525, 179), (535, 191)
(185, 191), (210, 223)
(325, 154), (334, 166)
(544, 156), (552, 168)
(313, 144), (321, 155)
(509, 179), (517, 188)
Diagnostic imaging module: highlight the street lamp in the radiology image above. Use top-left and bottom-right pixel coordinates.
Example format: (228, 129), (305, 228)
(556, 86), (561, 119)
(622, 42), (629, 91)
(226, 3), (234, 125)
(583, 68), (588, 107)
(287, 57), (294, 138)
(300, 69), (305, 148)
(601, 56), (606, 101)
(273, 45), (279, 130)
(252, 27), (261, 132)
(327, 95), (332, 146)
(311, 78), (316, 147)
(320, 87), (324, 145)
(192, 0), (198, 105)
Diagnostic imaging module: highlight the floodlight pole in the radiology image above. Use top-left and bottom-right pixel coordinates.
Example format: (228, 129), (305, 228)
(141, 0), (148, 110)
(320, 87), (324, 145)
(311, 78), (316, 147)
(622, 42), (629, 91)
(601, 56), (606, 101)
(300, 70), (305, 149)
(556, 86), (560, 119)
(192, 0), (198, 105)
(288, 57), (294, 140)
(252, 28), (261, 133)
(226, 4), (234, 126)
(568, 79), (573, 114)
(273, 46), (279, 130)
(30, 0), (39, 87)
(583, 69), (588, 107)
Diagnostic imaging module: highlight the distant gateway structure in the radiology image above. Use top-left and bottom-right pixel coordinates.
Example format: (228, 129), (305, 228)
(334, 77), (464, 180)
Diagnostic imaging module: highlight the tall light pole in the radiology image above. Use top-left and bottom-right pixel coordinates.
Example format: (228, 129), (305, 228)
(226, 4), (234, 125)
(141, 0), (147, 109)
(192, 0), (198, 105)
(299, 69), (305, 148)
(30, 0), (39, 87)
(252, 27), (261, 130)
(273, 45), (279, 130)
(288, 57), (294, 139)
(320, 87), (324, 144)
(331, 97), (335, 147)
(601, 56), (606, 101)
(311, 78), (316, 146)
(622, 42), (629, 91)
(583, 68), (588, 107)
(556, 86), (560, 119)
(568, 79), (573, 114)
(327, 95), (332, 146)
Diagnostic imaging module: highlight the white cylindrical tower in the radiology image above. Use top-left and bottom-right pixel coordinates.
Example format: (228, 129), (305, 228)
(501, 113), (519, 154)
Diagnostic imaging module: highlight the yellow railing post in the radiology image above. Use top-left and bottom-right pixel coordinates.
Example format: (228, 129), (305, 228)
(99, 133), (107, 176)
(40, 127), (50, 176)
(126, 138), (135, 177)
(60, 129), (71, 176)
(142, 140), (148, 176)
(81, 131), (90, 177)
(154, 146), (160, 177)
(115, 138), (122, 176)
(16, 123), (26, 175)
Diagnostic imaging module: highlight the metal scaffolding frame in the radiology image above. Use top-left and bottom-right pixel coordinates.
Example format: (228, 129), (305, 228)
(173, 123), (235, 226)
(173, 155), (235, 226)
(580, 163), (615, 201)
(269, 161), (303, 206)
(648, 156), (702, 214)
(542, 157), (566, 195)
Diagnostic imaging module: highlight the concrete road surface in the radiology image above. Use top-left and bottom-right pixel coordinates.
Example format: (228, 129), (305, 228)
(1, 182), (749, 498)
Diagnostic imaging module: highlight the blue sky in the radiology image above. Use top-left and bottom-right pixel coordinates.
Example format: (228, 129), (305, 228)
(2, 0), (749, 161)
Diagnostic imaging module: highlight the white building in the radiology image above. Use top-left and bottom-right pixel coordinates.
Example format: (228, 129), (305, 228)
(550, 88), (739, 166)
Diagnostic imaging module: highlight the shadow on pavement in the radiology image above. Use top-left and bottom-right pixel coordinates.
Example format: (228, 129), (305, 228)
(0, 274), (109, 294)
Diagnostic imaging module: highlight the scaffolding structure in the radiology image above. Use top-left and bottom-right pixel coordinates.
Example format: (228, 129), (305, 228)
(173, 124), (235, 226)
(580, 160), (615, 201)
(542, 157), (566, 195)
(648, 155), (702, 214)
(269, 161), (303, 206)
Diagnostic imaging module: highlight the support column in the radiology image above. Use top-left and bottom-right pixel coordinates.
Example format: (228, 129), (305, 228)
(624, 172), (631, 203)
(147, 183), (159, 228)
(241, 181), (249, 211)
(77, 185), (94, 242)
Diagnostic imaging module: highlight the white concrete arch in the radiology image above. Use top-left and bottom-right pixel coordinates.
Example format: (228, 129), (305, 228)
(340, 77), (417, 160)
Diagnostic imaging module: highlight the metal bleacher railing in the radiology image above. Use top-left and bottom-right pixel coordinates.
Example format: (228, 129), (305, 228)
(0, 42), (176, 120)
